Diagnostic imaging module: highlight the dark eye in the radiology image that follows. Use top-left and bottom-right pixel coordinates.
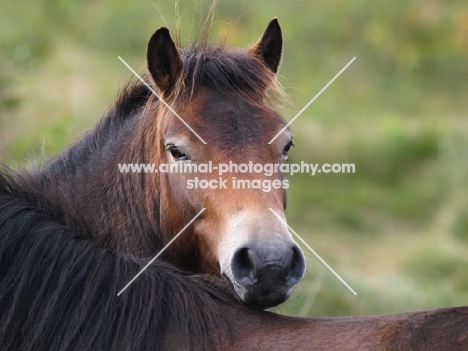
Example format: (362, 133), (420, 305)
(283, 140), (294, 159)
(167, 145), (189, 160)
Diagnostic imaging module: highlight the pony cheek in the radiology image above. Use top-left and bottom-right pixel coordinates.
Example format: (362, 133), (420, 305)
(160, 173), (191, 206)
(193, 216), (221, 248)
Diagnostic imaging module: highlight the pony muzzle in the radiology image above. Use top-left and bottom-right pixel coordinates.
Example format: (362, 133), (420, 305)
(226, 242), (305, 308)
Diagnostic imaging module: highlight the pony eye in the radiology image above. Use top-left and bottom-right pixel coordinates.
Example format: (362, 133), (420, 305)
(167, 145), (189, 160)
(283, 140), (294, 159)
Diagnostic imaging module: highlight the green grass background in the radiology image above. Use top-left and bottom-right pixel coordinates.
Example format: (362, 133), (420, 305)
(1, 0), (467, 317)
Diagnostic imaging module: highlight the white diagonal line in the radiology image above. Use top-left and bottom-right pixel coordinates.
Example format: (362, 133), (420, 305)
(118, 56), (207, 144)
(268, 57), (356, 144)
(268, 208), (357, 295)
(117, 208), (206, 296)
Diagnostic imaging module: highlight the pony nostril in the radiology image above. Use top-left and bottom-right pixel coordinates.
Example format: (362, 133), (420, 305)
(231, 244), (305, 291)
(287, 245), (306, 286)
(231, 248), (256, 286)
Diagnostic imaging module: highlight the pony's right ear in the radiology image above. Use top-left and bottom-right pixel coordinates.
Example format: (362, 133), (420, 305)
(147, 27), (182, 95)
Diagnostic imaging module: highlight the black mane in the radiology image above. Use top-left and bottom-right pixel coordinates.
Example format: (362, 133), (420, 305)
(0, 170), (236, 351)
(179, 45), (278, 102)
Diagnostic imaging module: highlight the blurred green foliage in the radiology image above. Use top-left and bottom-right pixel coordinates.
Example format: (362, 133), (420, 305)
(1, 0), (467, 317)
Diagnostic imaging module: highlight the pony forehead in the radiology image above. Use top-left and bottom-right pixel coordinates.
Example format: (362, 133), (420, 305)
(161, 94), (288, 152)
(167, 45), (285, 107)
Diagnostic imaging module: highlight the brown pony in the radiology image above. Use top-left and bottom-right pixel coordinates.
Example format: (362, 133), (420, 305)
(1, 17), (467, 351)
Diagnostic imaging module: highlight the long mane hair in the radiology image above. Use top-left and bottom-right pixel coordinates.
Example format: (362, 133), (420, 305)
(0, 168), (238, 350)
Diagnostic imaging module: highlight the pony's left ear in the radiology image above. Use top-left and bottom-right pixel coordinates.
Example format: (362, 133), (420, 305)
(248, 18), (283, 74)
(147, 27), (183, 94)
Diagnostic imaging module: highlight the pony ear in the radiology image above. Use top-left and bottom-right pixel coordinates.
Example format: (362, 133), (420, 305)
(248, 18), (283, 74)
(147, 27), (182, 94)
